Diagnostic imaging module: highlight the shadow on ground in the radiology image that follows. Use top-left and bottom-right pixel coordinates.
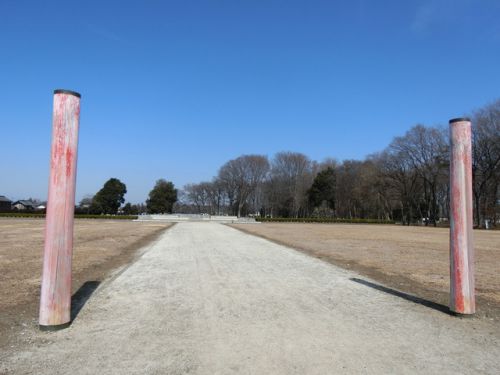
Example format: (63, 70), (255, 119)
(71, 281), (101, 322)
(350, 277), (453, 316)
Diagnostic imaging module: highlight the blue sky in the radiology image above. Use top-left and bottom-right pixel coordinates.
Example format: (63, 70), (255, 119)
(1, 0), (499, 203)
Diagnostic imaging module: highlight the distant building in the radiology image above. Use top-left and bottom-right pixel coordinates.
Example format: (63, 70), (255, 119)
(0, 196), (12, 212)
(11, 200), (37, 211)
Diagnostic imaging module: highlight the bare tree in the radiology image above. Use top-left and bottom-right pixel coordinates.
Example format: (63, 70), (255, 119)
(267, 152), (314, 217)
(472, 100), (500, 227)
(218, 155), (270, 217)
(334, 160), (388, 220)
(184, 183), (210, 213)
(206, 179), (225, 215)
(389, 125), (448, 226)
(376, 150), (421, 225)
(335, 160), (361, 219)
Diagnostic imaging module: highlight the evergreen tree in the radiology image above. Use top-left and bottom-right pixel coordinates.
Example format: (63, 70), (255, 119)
(90, 178), (127, 214)
(122, 202), (139, 215)
(146, 179), (178, 214)
(308, 167), (336, 210)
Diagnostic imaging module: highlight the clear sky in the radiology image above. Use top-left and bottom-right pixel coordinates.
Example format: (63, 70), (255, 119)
(1, 0), (499, 203)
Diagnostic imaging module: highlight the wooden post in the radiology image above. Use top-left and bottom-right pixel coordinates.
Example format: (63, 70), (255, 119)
(39, 89), (81, 330)
(449, 117), (475, 315)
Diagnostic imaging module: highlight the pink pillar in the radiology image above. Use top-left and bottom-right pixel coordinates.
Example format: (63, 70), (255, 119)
(39, 89), (81, 330)
(449, 117), (475, 315)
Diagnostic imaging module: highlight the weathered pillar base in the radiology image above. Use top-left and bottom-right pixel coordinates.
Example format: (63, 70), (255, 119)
(451, 311), (475, 319)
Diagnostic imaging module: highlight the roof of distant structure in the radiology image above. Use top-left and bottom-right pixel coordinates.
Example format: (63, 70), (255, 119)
(0, 195), (12, 202)
(13, 200), (36, 206)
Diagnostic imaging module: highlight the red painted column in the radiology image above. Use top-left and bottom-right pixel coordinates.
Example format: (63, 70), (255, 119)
(449, 117), (475, 315)
(39, 89), (81, 330)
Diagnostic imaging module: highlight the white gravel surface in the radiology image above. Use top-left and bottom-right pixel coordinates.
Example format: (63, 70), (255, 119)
(3, 222), (499, 374)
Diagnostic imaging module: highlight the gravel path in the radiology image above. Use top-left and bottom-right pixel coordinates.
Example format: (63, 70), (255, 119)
(3, 222), (499, 374)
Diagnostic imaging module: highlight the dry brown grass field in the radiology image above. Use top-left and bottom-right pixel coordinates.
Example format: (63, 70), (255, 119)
(0, 219), (171, 352)
(231, 222), (500, 320)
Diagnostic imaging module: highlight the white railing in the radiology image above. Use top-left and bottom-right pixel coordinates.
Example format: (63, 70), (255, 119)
(135, 214), (254, 223)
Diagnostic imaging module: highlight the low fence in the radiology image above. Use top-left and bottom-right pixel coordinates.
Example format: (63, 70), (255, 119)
(136, 214), (252, 223)
(256, 217), (395, 224)
(0, 213), (138, 220)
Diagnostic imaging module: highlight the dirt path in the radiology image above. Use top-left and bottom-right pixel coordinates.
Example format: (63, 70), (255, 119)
(2, 222), (499, 374)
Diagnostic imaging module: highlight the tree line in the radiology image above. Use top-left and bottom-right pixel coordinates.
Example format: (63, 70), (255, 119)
(178, 100), (500, 227)
(77, 178), (178, 215)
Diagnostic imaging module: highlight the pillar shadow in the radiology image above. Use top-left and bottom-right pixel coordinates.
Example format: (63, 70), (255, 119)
(350, 278), (452, 316)
(71, 281), (101, 322)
